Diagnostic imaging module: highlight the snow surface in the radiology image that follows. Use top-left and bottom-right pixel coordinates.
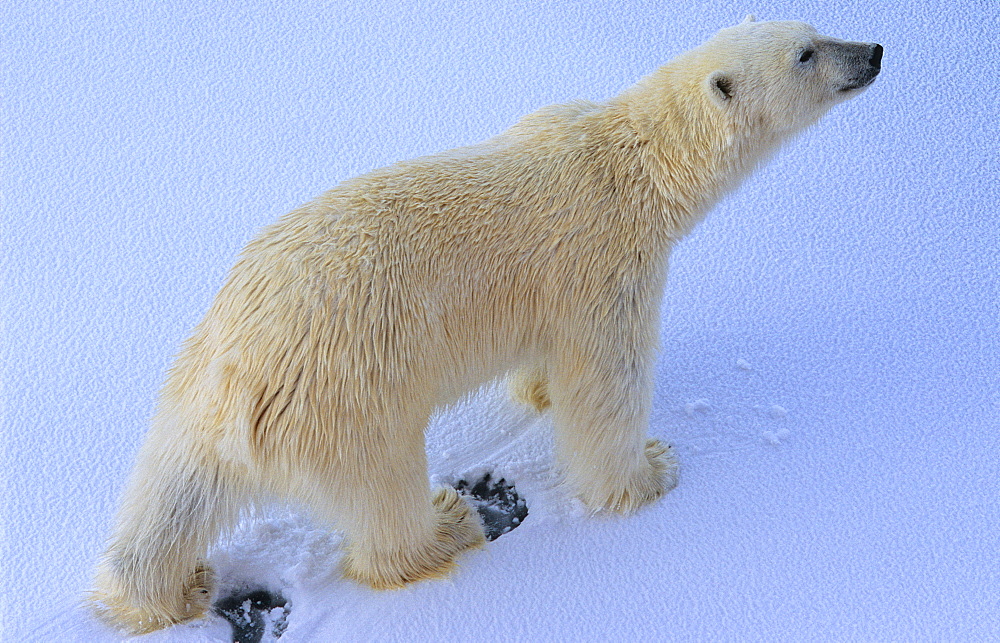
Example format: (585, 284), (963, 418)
(3, 1), (999, 641)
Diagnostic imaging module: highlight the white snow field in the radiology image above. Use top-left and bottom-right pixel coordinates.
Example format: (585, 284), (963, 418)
(3, 1), (998, 640)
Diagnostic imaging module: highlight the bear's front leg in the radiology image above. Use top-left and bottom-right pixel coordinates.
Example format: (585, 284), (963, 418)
(548, 327), (679, 514)
(335, 413), (485, 589)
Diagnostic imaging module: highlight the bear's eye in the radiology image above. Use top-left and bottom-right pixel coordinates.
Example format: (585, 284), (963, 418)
(798, 48), (814, 63)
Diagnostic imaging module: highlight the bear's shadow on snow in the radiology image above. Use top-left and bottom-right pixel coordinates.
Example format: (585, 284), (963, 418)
(214, 473), (526, 642)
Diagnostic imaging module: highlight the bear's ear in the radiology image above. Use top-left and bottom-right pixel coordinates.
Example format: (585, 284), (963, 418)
(707, 70), (735, 105)
(742, 14), (756, 24)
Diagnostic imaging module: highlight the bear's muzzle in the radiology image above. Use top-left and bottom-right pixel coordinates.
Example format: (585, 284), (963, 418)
(839, 42), (883, 92)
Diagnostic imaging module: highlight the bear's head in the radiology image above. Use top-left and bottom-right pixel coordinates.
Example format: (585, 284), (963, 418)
(697, 17), (882, 134)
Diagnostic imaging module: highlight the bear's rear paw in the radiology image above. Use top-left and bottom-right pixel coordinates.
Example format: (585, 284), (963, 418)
(583, 439), (679, 515)
(90, 562), (215, 635)
(341, 487), (485, 590)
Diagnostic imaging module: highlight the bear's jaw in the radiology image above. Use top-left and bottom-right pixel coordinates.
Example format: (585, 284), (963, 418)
(837, 70), (880, 93)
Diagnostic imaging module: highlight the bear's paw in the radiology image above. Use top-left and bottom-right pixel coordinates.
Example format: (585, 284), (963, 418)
(341, 487), (485, 590)
(585, 439), (679, 515)
(90, 562), (215, 636)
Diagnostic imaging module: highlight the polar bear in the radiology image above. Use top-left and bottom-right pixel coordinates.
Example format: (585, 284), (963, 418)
(91, 18), (881, 634)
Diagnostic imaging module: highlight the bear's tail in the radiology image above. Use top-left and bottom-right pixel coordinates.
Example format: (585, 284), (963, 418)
(89, 429), (243, 635)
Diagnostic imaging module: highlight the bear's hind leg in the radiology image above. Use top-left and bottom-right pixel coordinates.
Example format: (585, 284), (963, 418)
(90, 436), (242, 634)
(335, 417), (485, 589)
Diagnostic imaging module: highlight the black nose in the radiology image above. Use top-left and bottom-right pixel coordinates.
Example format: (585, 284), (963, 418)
(869, 43), (883, 69)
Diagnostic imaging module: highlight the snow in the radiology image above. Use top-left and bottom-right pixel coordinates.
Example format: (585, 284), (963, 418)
(3, 0), (998, 641)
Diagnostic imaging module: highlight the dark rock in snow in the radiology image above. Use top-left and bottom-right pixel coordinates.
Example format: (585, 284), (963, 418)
(454, 472), (528, 541)
(214, 588), (289, 643)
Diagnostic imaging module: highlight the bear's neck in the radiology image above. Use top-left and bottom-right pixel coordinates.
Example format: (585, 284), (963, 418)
(613, 74), (772, 239)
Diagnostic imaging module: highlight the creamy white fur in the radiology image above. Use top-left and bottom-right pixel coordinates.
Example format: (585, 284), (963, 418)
(90, 19), (879, 634)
